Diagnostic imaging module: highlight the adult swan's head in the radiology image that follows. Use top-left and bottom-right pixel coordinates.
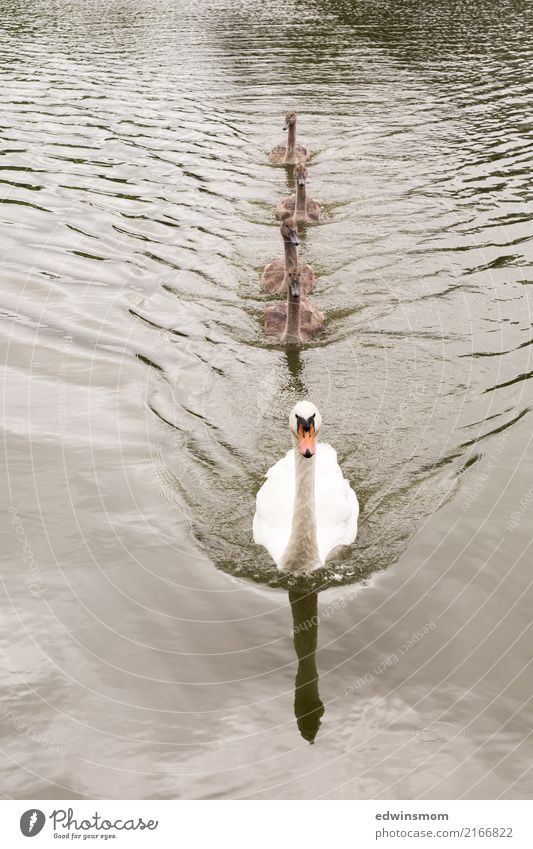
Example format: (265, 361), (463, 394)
(289, 400), (323, 459)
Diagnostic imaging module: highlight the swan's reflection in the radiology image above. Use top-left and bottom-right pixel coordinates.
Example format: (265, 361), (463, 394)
(289, 589), (324, 743)
(283, 347), (305, 394)
(285, 163), (296, 193)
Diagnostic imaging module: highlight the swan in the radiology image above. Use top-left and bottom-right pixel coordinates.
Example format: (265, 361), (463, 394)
(260, 217), (315, 295)
(269, 111), (310, 165)
(264, 266), (324, 343)
(276, 165), (320, 223)
(253, 401), (359, 573)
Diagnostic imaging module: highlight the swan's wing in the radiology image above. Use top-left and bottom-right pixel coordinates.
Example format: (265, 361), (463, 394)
(308, 199), (321, 220)
(269, 144), (287, 162)
(315, 443), (359, 564)
(275, 196), (295, 219)
(252, 450), (294, 566)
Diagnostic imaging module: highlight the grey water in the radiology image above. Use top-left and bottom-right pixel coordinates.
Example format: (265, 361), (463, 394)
(1, 0), (532, 799)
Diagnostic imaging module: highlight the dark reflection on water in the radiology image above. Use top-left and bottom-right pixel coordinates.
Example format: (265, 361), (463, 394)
(283, 347), (306, 395)
(1, 0), (532, 800)
(289, 590), (324, 743)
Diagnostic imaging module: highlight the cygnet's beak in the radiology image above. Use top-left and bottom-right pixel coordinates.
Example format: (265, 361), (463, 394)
(283, 121), (290, 130)
(289, 228), (299, 246)
(297, 175), (306, 186)
(298, 420), (315, 458)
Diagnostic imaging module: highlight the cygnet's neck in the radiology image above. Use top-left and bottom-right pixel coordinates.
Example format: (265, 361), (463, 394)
(283, 237), (298, 270)
(286, 122), (296, 155)
(281, 443), (320, 572)
(296, 181), (307, 216)
(283, 289), (301, 344)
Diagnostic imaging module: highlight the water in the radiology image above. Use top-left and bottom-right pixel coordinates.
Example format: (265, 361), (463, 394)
(1, 0), (532, 799)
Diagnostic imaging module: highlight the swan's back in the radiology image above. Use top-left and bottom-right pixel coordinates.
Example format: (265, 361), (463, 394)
(314, 443), (358, 564)
(253, 448), (295, 565)
(253, 443), (358, 569)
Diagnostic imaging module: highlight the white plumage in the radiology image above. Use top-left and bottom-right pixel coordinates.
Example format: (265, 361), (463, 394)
(253, 432), (359, 572)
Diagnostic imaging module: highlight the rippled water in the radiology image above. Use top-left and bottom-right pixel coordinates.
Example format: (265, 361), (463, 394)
(1, 0), (532, 799)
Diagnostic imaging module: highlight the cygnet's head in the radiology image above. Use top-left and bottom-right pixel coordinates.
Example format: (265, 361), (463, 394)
(283, 110), (297, 130)
(289, 401), (322, 459)
(294, 164), (308, 186)
(280, 216), (299, 245)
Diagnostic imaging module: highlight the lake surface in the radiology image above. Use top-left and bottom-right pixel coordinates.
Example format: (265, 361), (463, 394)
(1, 0), (532, 799)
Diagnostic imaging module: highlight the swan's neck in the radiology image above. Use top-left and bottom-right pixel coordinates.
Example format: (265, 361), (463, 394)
(286, 122), (296, 156)
(296, 182), (307, 216)
(283, 238), (298, 271)
(283, 290), (301, 343)
(281, 447), (320, 572)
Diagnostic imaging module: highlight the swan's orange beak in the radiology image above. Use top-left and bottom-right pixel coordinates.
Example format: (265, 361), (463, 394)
(298, 421), (315, 458)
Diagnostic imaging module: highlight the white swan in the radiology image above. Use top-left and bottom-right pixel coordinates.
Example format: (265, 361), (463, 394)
(253, 401), (359, 573)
